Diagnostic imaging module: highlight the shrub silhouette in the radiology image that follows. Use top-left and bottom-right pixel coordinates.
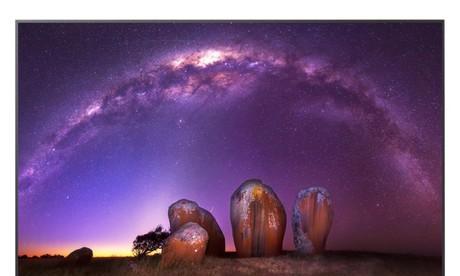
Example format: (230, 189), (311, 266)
(132, 225), (170, 258)
(40, 254), (64, 259)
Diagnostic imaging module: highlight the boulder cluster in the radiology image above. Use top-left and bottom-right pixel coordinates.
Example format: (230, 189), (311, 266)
(168, 199), (225, 256)
(62, 180), (333, 268)
(161, 179), (334, 268)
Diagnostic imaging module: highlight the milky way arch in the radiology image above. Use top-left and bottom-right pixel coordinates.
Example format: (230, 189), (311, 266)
(19, 44), (439, 208)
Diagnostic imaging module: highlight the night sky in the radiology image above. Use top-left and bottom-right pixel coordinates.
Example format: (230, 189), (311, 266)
(18, 22), (443, 257)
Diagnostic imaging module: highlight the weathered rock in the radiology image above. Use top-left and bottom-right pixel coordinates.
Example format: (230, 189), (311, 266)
(168, 199), (225, 256)
(160, 222), (208, 269)
(65, 247), (93, 265)
(230, 179), (286, 257)
(292, 187), (333, 254)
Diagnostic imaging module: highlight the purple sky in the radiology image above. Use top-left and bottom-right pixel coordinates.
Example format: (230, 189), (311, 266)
(18, 22), (443, 257)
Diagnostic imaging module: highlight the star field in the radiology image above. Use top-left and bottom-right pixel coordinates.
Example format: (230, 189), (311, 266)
(18, 22), (443, 257)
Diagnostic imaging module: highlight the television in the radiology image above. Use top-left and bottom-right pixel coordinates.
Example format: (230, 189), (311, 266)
(17, 21), (443, 275)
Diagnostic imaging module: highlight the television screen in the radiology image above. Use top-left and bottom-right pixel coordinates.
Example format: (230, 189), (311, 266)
(17, 21), (443, 275)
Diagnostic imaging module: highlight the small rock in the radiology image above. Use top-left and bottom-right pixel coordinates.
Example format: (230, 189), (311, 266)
(65, 247), (93, 265)
(160, 222), (209, 269)
(168, 199), (225, 256)
(230, 179), (286, 257)
(292, 187), (333, 254)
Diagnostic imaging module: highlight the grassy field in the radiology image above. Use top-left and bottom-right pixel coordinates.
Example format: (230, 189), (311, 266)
(18, 251), (442, 276)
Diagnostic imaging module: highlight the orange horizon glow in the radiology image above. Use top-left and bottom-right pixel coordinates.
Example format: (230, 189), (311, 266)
(19, 244), (238, 258)
(19, 246), (133, 257)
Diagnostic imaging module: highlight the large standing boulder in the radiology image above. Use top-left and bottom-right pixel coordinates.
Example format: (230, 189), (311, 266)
(65, 247), (93, 265)
(292, 187), (333, 254)
(168, 199), (225, 256)
(230, 179), (286, 257)
(160, 222), (208, 269)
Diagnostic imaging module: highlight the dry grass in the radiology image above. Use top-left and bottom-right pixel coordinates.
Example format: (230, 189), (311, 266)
(18, 251), (442, 276)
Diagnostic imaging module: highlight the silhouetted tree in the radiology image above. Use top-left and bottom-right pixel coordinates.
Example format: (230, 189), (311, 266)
(132, 225), (170, 258)
(18, 255), (28, 259)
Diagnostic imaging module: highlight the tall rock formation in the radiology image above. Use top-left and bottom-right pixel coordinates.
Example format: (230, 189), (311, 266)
(292, 187), (333, 254)
(230, 179), (286, 257)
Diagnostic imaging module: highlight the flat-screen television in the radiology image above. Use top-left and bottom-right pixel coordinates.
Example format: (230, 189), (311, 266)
(17, 21), (443, 275)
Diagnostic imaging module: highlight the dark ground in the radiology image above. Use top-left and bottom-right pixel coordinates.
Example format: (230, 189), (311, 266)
(18, 251), (442, 276)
